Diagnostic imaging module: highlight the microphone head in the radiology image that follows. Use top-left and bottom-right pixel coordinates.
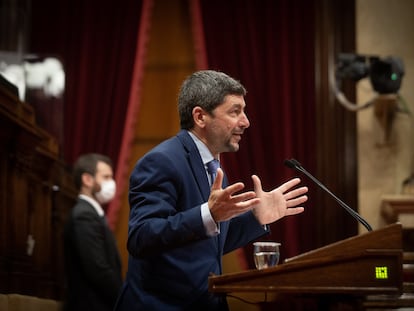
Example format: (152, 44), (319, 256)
(284, 158), (301, 169)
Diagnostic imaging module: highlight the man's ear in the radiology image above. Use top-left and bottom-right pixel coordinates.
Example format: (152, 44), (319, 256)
(192, 106), (207, 127)
(81, 172), (94, 188)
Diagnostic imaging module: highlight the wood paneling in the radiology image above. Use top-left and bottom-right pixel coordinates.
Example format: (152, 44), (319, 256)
(0, 82), (77, 300)
(314, 0), (358, 246)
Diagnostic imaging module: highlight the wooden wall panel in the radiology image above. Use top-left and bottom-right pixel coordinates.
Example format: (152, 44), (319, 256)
(314, 0), (358, 246)
(0, 84), (77, 300)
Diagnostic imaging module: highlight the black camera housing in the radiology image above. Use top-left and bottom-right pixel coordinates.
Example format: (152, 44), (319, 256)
(336, 53), (404, 94)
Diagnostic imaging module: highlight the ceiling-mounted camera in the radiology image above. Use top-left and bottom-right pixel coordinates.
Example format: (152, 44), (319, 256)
(334, 53), (405, 111)
(336, 53), (404, 94)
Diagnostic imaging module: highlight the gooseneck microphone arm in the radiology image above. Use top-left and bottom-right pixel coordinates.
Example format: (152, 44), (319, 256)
(284, 158), (372, 232)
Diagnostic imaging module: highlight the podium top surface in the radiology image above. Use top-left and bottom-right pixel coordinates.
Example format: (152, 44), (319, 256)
(209, 224), (403, 295)
(284, 223), (402, 263)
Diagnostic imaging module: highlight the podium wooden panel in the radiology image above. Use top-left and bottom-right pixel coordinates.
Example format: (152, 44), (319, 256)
(209, 224), (403, 301)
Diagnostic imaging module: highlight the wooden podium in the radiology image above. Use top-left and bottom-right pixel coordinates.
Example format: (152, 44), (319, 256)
(209, 224), (403, 309)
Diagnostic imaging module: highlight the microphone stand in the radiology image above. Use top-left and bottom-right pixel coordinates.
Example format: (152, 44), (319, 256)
(285, 159), (372, 232)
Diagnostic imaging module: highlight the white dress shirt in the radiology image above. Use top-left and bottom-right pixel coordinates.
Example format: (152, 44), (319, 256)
(187, 131), (220, 236)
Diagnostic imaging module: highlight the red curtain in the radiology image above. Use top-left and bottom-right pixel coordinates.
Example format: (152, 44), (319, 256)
(106, 0), (154, 229)
(193, 0), (318, 266)
(29, 0), (143, 168)
(29, 1), (145, 228)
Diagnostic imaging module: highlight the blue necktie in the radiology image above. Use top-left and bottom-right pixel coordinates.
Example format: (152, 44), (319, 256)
(206, 159), (220, 185)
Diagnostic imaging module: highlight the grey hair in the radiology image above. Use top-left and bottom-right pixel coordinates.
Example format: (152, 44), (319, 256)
(178, 70), (246, 129)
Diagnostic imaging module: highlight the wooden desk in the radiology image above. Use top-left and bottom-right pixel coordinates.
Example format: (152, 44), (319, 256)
(381, 194), (414, 225)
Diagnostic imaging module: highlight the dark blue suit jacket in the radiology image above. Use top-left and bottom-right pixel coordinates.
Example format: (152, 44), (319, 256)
(114, 130), (267, 311)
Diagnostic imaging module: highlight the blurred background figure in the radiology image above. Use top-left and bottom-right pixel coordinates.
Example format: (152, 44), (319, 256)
(63, 153), (122, 311)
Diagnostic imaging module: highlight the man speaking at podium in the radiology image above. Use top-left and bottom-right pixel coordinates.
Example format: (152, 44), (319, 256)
(114, 70), (308, 311)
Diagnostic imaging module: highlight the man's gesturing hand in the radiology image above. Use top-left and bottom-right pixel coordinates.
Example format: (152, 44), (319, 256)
(208, 168), (260, 222)
(251, 176), (308, 225)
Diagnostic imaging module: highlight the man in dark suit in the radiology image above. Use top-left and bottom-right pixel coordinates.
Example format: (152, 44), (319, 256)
(114, 70), (308, 311)
(64, 153), (122, 311)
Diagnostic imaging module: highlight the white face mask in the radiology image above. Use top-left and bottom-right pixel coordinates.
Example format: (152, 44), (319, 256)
(95, 179), (116, 205)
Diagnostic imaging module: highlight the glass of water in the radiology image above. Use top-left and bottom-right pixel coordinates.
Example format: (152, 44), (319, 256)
(253, 241), (281, 270)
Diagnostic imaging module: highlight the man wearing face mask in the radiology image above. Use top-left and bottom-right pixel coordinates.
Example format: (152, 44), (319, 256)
(63, 153), (122, 311)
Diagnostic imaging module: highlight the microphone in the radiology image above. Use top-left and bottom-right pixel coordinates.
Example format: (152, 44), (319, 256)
(284, 158), (372, 232)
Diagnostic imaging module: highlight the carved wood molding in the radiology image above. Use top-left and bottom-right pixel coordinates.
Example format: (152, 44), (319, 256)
(381, 195), (414, 224)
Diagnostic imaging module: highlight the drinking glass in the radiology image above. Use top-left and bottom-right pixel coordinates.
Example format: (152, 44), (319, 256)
(253, 241), (281, 270)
